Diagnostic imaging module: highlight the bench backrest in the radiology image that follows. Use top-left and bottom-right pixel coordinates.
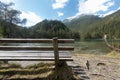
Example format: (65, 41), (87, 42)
(0, 37), (74, 51)
(0, 37), (74, 65)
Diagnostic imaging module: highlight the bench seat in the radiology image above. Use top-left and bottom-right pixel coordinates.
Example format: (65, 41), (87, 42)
(0, 51), (73, 61)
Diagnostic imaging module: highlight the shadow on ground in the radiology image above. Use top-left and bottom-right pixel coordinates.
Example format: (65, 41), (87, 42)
(0, 61), (77, 80)
(71, 65), (90, 80)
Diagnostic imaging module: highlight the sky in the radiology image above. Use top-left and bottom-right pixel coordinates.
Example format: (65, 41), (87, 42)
(0, 0), (120, 27)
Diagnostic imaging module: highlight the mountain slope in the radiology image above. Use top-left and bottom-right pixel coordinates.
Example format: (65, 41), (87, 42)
(83, 9), (120, 39)
(63, 15), (101, 32)
(29, 20), (80, 39)
(63, 9), (120, 40)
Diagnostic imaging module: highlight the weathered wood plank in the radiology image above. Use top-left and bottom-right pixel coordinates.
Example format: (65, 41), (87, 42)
(0, 39), (52, 43)
(0, 51), (72, 57)
(0, 38), (74, 43)
(0, 56), (71, 58)
(0, 51), (71, 55)
(0, 46), (74, 51)
(0, 51), (71, 53)
(0, 57), (73, 61)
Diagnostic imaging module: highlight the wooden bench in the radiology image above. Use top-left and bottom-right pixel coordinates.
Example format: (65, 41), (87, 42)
(0, 37), (74, 68)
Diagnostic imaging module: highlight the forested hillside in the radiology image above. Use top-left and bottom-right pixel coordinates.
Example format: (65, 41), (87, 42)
(64, 10), (120, 40)
(64, 15), (101, 32)
(29, 20), (80, 39)
(0, 19), (80, 39)
(82, 10), (120, 40)
(0, 20), (27, 38)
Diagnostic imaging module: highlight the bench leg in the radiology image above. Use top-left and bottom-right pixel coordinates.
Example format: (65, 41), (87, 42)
(58, 61), (67, 67)
(55, 61), (67, 69)
(53, 61), (75, 80)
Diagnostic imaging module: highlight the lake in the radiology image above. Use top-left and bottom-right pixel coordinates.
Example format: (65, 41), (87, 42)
(74, 40), (119, 55)
(0, 40), (120, 55)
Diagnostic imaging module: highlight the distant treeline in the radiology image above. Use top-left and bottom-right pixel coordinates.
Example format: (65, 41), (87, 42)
(0, 19), (80, 39)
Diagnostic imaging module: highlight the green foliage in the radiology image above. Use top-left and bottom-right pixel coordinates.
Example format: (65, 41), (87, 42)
(0, 21), (26, 38)
(0, 19), (80, 39)
(29, 20), (80, 39)
(82, 10), (120, 40)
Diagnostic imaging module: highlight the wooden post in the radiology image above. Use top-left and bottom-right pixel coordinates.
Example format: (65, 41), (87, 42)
(53, 37), (59, 69)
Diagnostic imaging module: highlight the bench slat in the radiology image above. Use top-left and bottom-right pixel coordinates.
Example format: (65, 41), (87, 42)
(0, 56), (71, 58)
(0, 38), (74, 43)
(0, 54), (71, 57)
(0, 46), (74, 51)
(0, 57), (73, 61)
(0, 51), (71, 55)
(0, 51), (72, 58)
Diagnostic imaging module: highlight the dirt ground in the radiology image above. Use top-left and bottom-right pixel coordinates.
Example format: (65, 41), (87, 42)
(71, 51), (120, 80)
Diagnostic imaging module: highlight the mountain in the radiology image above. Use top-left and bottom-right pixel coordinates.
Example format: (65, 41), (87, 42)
(29, 20), (80, 39)
(63, 9), (120, 40)
(63, 14), (101, 33)
(82, 9), (120, 39)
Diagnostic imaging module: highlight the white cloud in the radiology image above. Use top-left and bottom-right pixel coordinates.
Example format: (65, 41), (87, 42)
(106, 1), (114, 7)
(103, 7), (120, 17)
(77, 0), (115, 15)
(52, 0), (68, 9)
(67, 0), (115, 20)
(20, 11), (42, 27)
(0, 0), (15, 3)
(57, 12), (64, 17)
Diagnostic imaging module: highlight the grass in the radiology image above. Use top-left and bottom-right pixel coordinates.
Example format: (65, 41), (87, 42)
(74, 50), (120, 58)
(0, 62), (76, 80)
(106, 51), (120, 58)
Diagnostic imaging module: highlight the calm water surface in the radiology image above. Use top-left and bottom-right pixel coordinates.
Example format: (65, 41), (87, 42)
(1, 40), (120, 55)
(74, 40), (112, 55)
